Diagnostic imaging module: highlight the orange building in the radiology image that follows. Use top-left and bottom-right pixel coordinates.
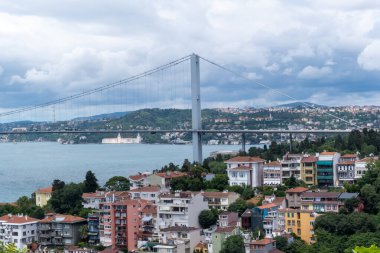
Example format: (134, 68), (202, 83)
(281, 209), (318, 244)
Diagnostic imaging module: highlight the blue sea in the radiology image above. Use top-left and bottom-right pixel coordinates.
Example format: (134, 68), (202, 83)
(0, 142), (250, 202)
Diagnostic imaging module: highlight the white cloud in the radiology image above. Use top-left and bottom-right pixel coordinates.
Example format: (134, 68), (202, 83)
(298, 66), (332, 79)
(0, 66), (3, 76)
(244, 72), (262, 80)
(357, 40), (380, 71)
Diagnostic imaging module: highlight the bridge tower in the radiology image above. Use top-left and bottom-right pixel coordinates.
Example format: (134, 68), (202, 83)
(191, 54), (202, 163)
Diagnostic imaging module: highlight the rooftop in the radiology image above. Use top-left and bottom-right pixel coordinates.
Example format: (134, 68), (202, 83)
(264, 161), (281, 167)
(0, 214), (39, 224)
(301, 156), (318, 163)
(215, 226), (236, 233)
(225, 156), (265, 163)
(154, 171), (187, 179)
(301, 191), (340, 198)
(250, 238), (276, 245)
(36, 187), (53, 194)
(160, 226), (200, 232)
(286, 187), (309, 193)
(40, 214), (86, 224)
(129, 185), (161, 193)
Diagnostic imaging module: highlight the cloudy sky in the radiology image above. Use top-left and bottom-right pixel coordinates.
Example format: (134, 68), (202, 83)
(1, 0), (380, 114)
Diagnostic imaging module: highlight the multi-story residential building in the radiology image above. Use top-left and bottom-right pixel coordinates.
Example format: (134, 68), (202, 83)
(263, 161), (282, 186)
(285, 187), (309, 209)
(281, 209), (318, 244)
(225, 156), (265, 187)
(0, 214), (39, 249)
(212, 226), (239, 253)
(138, 203), (158, 245)
(39, 214), (86, 247)
(251, 203), (280, 238)
(129, 186), (162, 204)
(340, 154), (358, 162)
(245, 238), (276, 253)
(300, 192), (341, 213)
(87, 214), (99, 246)
(201, 191), (240, 211)
(218, 212), (239, 227)
(35, 187), (53, 207)
(98, 199), (148, 252)
(146, 171), (187, 190)
(128, 172), (151, 190)
(281, 153), (303, 181)
(82, 191), (130, 209)
(316, 152), (340, 187)
(355, 157), (378, 180)
(301, 156), (318, 186)
(159, 227), (202, 253)
(157, 191), (208, 230)
(337, 161), (356, 186)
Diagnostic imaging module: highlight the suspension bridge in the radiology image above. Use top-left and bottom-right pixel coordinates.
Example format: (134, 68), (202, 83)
(0, 54), (353, 162)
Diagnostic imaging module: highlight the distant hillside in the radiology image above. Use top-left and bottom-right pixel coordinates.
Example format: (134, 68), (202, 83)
(274, 102), (327, 109)
(73, 111), (131, 121)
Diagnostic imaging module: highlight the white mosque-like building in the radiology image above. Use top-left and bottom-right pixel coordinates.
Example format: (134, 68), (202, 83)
(101, 133), (142, 144)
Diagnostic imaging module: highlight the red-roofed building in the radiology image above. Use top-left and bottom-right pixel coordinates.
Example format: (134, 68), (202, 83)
(129, 185), (164, 204)
(201, 191), (240, 210)
(285, 187), (309, 209)
(82, 191), (130, 209)
(247, 238), (276, 253)
(129, 172), (151, 190)
(38, 214), (86, 247)
(0, 214), (40, 249)
(146, 171), (187, 189)
(35, 186), (53, 207)
(225, 156), (265, 187)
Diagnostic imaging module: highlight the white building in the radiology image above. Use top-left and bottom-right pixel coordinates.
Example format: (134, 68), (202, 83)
(281, 153), (303, 181)
(0, 214), (39, 249)
(159, 227), (202, 253)
(128, 172), (151, 190)
(225, 156), (265, 187)
(129, 185), (164, 204)
(263, 161), (282, 186)
(101, 133), (142, 144)
(355, 157), (378, 180)
(201, 191), (240, 211)
(157, 191), (208, 230)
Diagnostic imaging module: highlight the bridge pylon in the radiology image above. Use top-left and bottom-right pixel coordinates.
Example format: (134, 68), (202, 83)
(191, 54), (202, 163)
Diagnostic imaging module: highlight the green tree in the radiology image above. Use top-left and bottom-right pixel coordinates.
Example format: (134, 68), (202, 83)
(104, 176), (130, 191)
(52, 179), (65, 191)
(206, 174), (229, 191)
(83, 170), (99, 193)
(353, 245), (380, 253)
(227, 198), (247, 216)
(48, 182), (83, 215)
(220, 235), (244, 253)
(198, 209), (217, 229)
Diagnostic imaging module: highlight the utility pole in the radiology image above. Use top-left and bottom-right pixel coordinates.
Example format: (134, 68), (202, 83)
(191, 54), (202, 163)
(242, 133), (246, 153)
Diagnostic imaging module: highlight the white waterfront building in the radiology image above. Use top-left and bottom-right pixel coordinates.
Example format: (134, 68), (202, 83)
(225, 156), (265, 187)
(101, 133), (142, 144)
(0, 214), (39, 249)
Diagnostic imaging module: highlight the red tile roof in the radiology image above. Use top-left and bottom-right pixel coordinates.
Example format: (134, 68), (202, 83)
(154, 171), (186, 178)
(341, 154), (357, 158)
(202, 191), (238, 198)
(142, 204), (157, 214)
(301, 156), (318, 163)
(250, 238), (275, 245)
(225, 156), (265, 163)
(129, 174), (147, 181)
(0, 215), (39, 224)
(36, 187), (53, 194)
(320, 152), (337, 155)
(129, 185), (161, 193)
(337, 161), (355, 165)
(286, 187), (309, 193)
(230, 165), (252, 171)
(40, 214), (86, 223)
(257, 203), (278, 209)
(264, 161), (281, 167)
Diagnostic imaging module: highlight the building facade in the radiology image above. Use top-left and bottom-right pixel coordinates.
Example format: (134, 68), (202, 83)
(35, 187), (53, 207)
(281, 153), (303, 181)
(263, 161), (282, 186)
(316, 152), (340, 187)
(301, 156), (318, 186)
(281, 209), (317, 244)
(0, 214), (39, 249)
(201, 191), (240, 211)
(225, 156), (265, 187)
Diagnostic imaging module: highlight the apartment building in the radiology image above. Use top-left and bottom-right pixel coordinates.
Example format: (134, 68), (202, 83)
(218, 212), (238, 227)
(147, 172), (187, 190)
(246, 238), (276, 253)
(201, 191), (240, 211)
(35, 187), (53, 207)
(39, 214), (86, 247)
(0, 214), (39, 249)
(129, 186), (162, 204)
(263, 161), (282, 186)
(316, 152), (340, 187)
(87, 214), (99, 246)
(281, 153), (303, 181)
(139, 204), (158, 245)
(301, 156), (318, 186)
(129, 172), (151, 190)
(159, 226), (202, 253)
(98, 199), (148, 252)
(252, 203), (280, 238)
(285, 187), (309, 209)
(300, 192), (341, 213)
(212, 226), (239, 253)
(82, 191), (130, 209)
(157, 191), (208, 230)
(355, 157), (378, 180)
(225, 156), (265, 187)
(281, 209), (318, 244)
